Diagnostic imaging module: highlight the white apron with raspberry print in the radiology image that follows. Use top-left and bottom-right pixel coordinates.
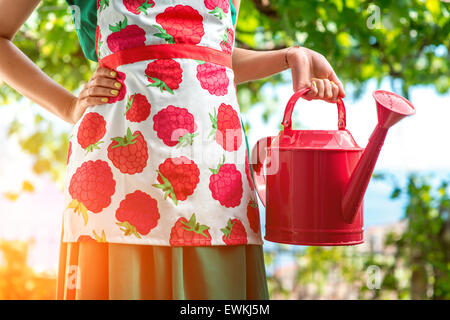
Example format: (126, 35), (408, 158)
(63, 0), (263, 246)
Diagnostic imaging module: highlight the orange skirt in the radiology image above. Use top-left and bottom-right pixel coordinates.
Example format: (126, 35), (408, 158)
(56, 240), (269, 300)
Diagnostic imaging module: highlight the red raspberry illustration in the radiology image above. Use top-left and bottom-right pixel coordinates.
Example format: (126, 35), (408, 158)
(108, 70), (127, 103)
(125, 93), (151, 122)
(204, 0), (229, 19)
(67, 141), (72, 165)
(247, 199), (260, 233)
(209, 156), (243, 208)
(115, 190), (160, 238)
(145, 59), (182, 94)
(76, 235), (96, 242)
(77, 112), (107, 154)
(154, 5), (205, 45)
(153, 156), (200, 205)
(209, 103), (242, 151)
(221, 218), (248, 245)
(77, 230), (107, 242)
(169, 213), (212, 246)
(153, 105), (198, 147)
(123, 0), (155, 15)
(245, 151), (255, 191)
(107, 128), (149, 174)
(97, 0), (109, 11)
(68, 160), (116, 225)
(220, 28), (234, 54)
(196, 61), (229, 96)
(107, 17), (146, 53)
(95, 25), (103, 58)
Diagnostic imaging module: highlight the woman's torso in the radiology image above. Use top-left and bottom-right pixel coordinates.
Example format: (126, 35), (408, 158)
(63, 0), (262, 247)
(66, 0), (237, 62)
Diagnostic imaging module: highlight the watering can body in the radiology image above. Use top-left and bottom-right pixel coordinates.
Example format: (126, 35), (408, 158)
(252, 88), (415, 246)
(263, 136), (364, 245)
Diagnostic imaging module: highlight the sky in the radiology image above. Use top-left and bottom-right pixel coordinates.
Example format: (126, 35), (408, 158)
(0, 74), (449, 272)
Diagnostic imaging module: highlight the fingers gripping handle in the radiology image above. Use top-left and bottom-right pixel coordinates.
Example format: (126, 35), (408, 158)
(281, 88), (347, 131)
(251, 136), (272, 207)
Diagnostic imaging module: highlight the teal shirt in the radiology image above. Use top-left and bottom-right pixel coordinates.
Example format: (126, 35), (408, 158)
(66, 1), (237, 62)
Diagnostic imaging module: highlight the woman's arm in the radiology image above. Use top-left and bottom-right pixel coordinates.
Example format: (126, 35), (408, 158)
(0, 0), (119, 124)
(232, 47), (291, 84)
(0, 0), (77, 123)
(231, 0), (344, 102)
(232, 47), (345, 101)
(232, 0), (241, 17)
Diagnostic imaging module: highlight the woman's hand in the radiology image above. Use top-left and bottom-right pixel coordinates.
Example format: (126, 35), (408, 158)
(286, 46), (345, 103)
(66, 67), (122, 124)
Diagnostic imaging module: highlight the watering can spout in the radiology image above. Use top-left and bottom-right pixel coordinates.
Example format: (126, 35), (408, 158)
(341, 90), (416, 224)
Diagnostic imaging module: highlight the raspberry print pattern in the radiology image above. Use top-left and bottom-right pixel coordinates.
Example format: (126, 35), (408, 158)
(247, 199), (260, 233)
(145, 59), (183, 94)
(68, 160), (116, 225)
(220, 28), (234, 54)
(196, 61), (229, 96)
(77, 230), (107, 242)
(97, 0), (109, 11)
(107, 128), (149, 174)
(209, 103), (242, 151)
(153, 105), (198, 147)
(116, 190), (160, 238)
(77, 235), (96, 242)
(245, 152), (255, 191)
(204, 0), (230, 19)
(95, 25), (102, 58)
(221, 218), (248, 245)
(123, 0), (155, 15)
(153, 156), (200, 205)
(125, 93), (151, 122)
(67, 141), (72, 165)
(107, 17), (146, 52)
(64, 0), (263, 246)
(170, 213), (212, 246)
(154, 5), (205, 45)
(77, 112), (107, 154)
(209, 156), (243, 208)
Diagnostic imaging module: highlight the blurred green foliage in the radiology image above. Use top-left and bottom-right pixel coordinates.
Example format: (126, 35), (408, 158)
(236, 0), (449, 106)
(0, 0), (95, 105)
(384, 174), (450, 299)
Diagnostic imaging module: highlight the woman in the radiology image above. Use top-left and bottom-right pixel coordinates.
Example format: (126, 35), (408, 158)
(0, 0), (344, 300)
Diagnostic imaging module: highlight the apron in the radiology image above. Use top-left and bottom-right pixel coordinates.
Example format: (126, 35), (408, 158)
(63, 0), (263, 247)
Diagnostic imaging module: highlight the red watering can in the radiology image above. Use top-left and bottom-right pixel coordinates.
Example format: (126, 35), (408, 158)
(251, 88), (415, 246)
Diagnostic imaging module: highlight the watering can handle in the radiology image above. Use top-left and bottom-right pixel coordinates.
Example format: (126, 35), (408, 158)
(281, 88), (347, 131)
(250, 136), (273, 207)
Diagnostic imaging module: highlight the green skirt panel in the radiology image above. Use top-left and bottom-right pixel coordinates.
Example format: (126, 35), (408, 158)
(57, 240), (269, 300)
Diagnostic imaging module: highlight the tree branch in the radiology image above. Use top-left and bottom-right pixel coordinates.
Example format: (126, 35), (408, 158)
(251, 0), (279, 19)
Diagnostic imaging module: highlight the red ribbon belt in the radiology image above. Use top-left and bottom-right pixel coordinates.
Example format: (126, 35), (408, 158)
(99, 44), (233, 69)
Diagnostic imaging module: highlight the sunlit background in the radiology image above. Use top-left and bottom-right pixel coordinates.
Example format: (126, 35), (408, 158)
(0, 0), (449, 300)
(1, 78), (448, 299)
